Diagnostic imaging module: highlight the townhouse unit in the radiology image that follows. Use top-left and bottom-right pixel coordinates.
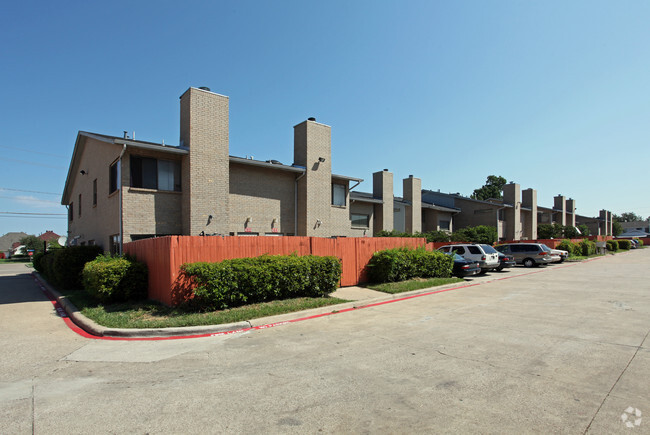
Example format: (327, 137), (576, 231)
(62, 86), (613, 252)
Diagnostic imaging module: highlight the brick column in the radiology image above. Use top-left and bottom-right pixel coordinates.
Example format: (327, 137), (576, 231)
(373, 169), (393, 233)
(180, 87), (230, 236)
(554, 195), (566, 226)
(503, 183), (522, 240)
(522, 188), (537, 240)
(403, 175), (421, 234)
(566, 198), (576, 227)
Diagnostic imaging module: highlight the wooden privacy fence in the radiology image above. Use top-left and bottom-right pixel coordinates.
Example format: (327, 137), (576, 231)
(123, 235), (425, 306)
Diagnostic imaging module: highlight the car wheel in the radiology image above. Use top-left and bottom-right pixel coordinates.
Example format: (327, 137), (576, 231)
(523, 258), (535, 268)
(496, 266), (504, 272)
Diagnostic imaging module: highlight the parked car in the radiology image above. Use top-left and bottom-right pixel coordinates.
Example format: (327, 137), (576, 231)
(629, 239), (640, 249)
(494, 243), (554, 267)
(540, 244), (567, 263)
(446, 253), (481, 278)
(437, 244), (500, 273)
(496, 252), (516, 271)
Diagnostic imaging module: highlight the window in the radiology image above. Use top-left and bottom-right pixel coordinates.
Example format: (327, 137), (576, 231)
(130, 155), (181, 191)
(109, 161), (118, 194)
(78, 194), (82, 217)
(351, 213), (370, 228)
(498, 209), (505, 221)
(439, 220), (450, 231)
(332, 183), (346, 206)
(451, 246), (465, 255)
(467, 246), (481, 254)
(88, 240), (95, 246)
(68, 203), (73, 221)
(109, 234), (120, 255)
(93, 179), (97, 206)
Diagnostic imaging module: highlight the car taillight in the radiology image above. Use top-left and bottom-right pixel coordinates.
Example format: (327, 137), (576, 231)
(462, 265), (469, 269)
(539, 252), (547, 256)
(481, 255), (486, 260)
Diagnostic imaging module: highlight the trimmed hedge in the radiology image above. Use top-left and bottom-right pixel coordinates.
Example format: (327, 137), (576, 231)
(82, 255), (148, 303)
(181, 254), (342, 311)
(639, 239), (645, 247)
(37, 246), (103, 289)
(617, 240), (632, 250)
(557, 239), (579, 257)
(606, 240), (619, 252)
(368, 247), (453, 283)
(579, 239), (596, 256)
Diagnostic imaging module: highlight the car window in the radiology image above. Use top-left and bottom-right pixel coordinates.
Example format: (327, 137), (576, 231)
(452, 253), (464, 261)
(467, 246), (481, 254)
(494, 245), (506, 253)
(481, 244), (497, 254)
(511, 245), (523, 253)
(452, 246), (465, 254)
(438, 247), (449, 252)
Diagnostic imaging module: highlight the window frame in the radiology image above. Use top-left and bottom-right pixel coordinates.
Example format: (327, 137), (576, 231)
(350, 213), (370, 228)
(130, 155), (181, 192)
(92, 179), (97, 206)
(331, 183), (346, 207)
(109, 161), (119, 194)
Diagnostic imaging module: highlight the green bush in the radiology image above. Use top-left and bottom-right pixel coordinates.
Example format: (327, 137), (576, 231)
(33, 252), (46, 272)
(450, 225), (497, 244)
(606, 240), (618, 252)
(579, 239), (596, 256)
(40, 246), (103, 289)
(638, 239), (644, 247)
(375, 229), (450, 243)
(616, 240), (632, 250)
(577, 224), (590, 236)
(367, 247), (452, 283)
(181, 254), (342, 311)
(557, 239), (579, 256)
(82, 255), (148, 303)
(562, 226), (580, 238)
(538, 223), (564, 239)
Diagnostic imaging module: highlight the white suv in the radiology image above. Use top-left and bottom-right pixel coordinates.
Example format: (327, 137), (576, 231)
(437, 244), (500, 273)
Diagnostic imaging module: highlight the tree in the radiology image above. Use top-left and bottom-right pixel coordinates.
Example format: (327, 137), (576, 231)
(613, 212), (643, 222)
(470, 175), (507, 201)
(577, 224), (590, 236)
(19, 235), (45, 255)
(612, 221), (623, 236)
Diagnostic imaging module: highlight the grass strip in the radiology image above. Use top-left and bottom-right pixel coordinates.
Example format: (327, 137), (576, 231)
(365, 277), (463, 294)
(61, 288), (348, 329)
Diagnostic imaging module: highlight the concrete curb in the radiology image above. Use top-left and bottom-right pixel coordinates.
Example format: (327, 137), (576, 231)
(31, 269), (550, 339)
(32, 272), (252, 338)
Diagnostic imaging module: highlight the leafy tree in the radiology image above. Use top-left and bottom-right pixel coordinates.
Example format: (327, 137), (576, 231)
(613, 212), (643, 222)
(562, 226), (580, 238)
(451, 225), (497, 244)
(470, 175), (507, 201)
(537, 224), (563, 239)
(577, 224), (590, 236)
(19, 235), (45, 255)
(612, 221), (623, 236)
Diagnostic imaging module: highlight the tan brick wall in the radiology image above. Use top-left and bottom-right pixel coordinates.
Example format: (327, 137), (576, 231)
(229, 163), (296, 235)
(503, 183), (522, 240)
(372, 170), (393, 232)
(66, 137), (122, 250)
(422, 210), (454, 232)
(522, 188), (537, 239)
(293, 120), (332, 236)
(566, 199), (576, 227)
(403, 176), (421, 234)
(180, 87), (229, 236)
(453, 198), (501, 237)
(554, 195), (566, 226)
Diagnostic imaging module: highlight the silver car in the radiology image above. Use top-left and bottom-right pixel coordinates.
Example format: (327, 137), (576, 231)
(494, 243), (554, 267)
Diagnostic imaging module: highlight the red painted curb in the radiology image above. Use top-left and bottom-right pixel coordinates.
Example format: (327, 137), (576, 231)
(33, 259), (586, 341)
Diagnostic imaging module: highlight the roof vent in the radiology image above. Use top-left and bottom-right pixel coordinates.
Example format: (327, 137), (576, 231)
(123, 131), (128, 139)
(383, 169), (388, 171)
(308, 117), (316, 121)
(198, 86), (211, 92)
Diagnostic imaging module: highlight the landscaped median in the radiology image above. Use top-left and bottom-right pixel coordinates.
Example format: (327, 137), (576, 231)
(29, 245), (464, 337)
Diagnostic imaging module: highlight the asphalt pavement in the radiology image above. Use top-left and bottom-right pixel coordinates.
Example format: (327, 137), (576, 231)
(1, 251), (648, 434)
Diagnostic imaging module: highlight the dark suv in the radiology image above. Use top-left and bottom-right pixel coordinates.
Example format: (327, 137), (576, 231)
(494, 243), (554, 267)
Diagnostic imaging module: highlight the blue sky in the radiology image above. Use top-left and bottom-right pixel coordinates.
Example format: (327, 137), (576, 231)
(2, 0), (649, 237)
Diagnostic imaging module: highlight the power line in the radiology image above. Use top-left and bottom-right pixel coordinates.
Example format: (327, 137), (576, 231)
(0, 145), (67, 159)
(0, 187), (60, 196)
(1, 158), (66, 170)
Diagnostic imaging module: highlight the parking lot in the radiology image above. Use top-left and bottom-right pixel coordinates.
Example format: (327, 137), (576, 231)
(1, 250), (649, 434)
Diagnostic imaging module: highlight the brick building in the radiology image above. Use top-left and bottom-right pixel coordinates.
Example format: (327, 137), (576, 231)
(62, 87), (613, 252)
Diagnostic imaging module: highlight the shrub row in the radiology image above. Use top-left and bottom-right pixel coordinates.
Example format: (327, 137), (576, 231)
(180, 255), (342, 311)
(367, 247), (453, 283)
(606, 240), (619, 252)
(616, 239), (631, 250)
(33, 246), (103, 289)
(376, 225), (497, 244)
(82, 255), (148, 303)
